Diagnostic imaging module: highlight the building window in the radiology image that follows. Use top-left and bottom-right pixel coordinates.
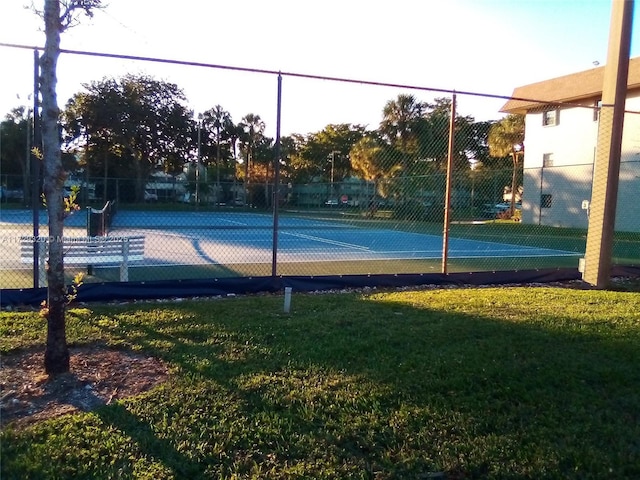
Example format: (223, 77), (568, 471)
(593, 99), (602, 122)
(542, 153), (554, 167)
(542, 109), (559, 126)
(541, 194), (553, 208)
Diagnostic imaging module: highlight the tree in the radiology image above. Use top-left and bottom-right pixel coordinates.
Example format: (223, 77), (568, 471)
(379, 94), (426, 199)
(380, 95), (425, 164)
(349, 134), (400, 206)
(293, 124), (366, 184)
(39, 0), (104, 376)
(415, 98), (467, 170)
(461, 120), (493, 168)
(350, 134), (399, 182)
(210, 105), (232, 182)
(251, 135), (276, 207)
(238, 113), (265, 205)
(62, 74), (193, 200)
(62, 80), (128, 202)
(201, 105), (233, 202)
(488, 114), (525, 216)
(227, 121), (244, 174)
(279, 133), (309, 183)
(120, 75), (193, 200)
(1, 108), (32, 199)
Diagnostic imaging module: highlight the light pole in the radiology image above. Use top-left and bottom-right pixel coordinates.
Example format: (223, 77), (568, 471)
(216, 122), (221, 205)
(470, 161), (477, 213)
(328, 150), (339, 199)
(196, 113), (203, 208)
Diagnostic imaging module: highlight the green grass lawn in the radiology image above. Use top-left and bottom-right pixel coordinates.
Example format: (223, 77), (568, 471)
(2, 284), (640, 479)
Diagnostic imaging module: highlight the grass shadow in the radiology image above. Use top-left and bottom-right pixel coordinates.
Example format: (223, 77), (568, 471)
(4, 288), (640, 478)
(86, 289), (640, 477)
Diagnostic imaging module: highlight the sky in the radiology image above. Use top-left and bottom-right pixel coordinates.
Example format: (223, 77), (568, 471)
(0, 0), (638, 137)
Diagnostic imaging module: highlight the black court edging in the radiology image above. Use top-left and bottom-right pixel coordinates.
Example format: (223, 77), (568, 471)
(2, 266), (638, 308)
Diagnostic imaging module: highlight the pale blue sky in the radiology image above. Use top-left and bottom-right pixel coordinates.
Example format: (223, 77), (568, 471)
(0, 0), (638, 136)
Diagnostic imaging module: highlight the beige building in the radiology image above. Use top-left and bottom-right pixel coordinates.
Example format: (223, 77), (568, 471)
(501, 58), (640, 232)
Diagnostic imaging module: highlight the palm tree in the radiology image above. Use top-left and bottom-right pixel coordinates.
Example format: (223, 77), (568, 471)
(203, 105), (232, 203)
(350, 135), (385, 182)
(239, 113), (265, 206)
(211, 106), (232, 184)
(379, 94), (426, 199)
(350, 135), (391, 215)
(488, 114), (525, 217)
(227, 121), (244, 204)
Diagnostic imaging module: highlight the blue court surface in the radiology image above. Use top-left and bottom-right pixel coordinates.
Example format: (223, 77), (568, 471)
(106, 210), (581, 266)
(1, 209), (579, 267)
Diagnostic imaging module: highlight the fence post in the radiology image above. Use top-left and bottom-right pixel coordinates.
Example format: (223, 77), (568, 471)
(31, 48), (41, 289)
(38, 238), (47, 288)
(120, 239), (130, 282)
(86, 207), (94, 275)
(442, 94), (456, 274)
(583, 0), (633, 288)
(271, 73), (282, 277)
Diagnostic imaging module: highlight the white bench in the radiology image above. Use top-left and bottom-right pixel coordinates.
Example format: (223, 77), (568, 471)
(20, 235), (145, 287)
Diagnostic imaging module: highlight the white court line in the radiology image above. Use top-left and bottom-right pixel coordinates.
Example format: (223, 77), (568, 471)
(218, 218), (250, 226)
(282, 231), (372, 251)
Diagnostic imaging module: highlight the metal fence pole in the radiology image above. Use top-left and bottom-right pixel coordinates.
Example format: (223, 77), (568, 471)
(31, 48), (41, 289)
(442, 94), (456, 274)
(271, 73), (282, 277)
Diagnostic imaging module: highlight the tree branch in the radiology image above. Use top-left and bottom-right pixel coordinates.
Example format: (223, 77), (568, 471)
(59, 0), (105, 29)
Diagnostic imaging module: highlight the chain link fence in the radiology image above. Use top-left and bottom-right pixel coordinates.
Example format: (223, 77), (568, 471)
(1, 46), (639, 295)
(2, 161), (638, 290)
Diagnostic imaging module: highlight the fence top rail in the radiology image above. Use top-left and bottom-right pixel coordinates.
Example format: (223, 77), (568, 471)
(6, 41), (640, 113)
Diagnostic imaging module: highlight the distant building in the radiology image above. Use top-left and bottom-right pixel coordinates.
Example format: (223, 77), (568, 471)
(501, 57), (640, 232)
(145, 171), (186, 202)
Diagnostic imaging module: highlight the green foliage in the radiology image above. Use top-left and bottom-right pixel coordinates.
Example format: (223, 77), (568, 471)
(63, 184), (81, 216)
(488, 114), (525, 159)
(39, 271), (85, 319)
(61, 74), (194, 201)
(200, 105), (234, 176)
(349, 134), (400, 182)
(48, 72), (501, 197)
(3, 286), (640, 478)
(0, 110), (31, 176)
(292, 124), (366, 183)
(40, 184), (81, 218)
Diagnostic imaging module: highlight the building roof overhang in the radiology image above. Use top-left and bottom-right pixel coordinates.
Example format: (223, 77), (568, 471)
(500, 56), (640, 114)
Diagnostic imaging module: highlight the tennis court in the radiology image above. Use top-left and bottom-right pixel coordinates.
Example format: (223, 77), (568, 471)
(1, 207), (590, 289)
(0, 209), (581, 270)
(0, 210), (582, 288)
